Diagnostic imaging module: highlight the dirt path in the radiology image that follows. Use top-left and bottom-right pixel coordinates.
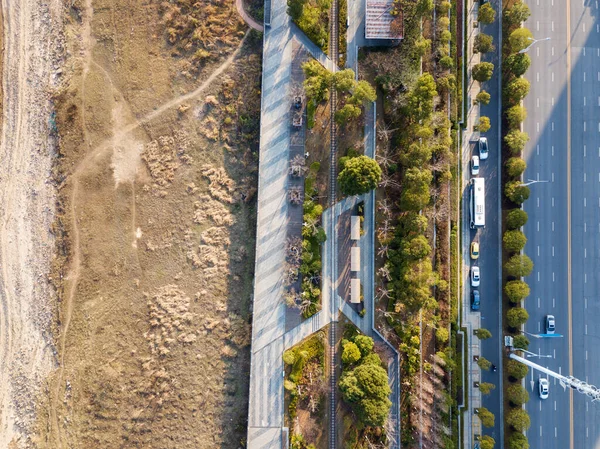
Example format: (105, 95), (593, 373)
(0, 0), (63, 445)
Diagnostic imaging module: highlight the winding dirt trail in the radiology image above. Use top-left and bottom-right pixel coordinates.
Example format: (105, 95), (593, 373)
(0, 0), (63, 445)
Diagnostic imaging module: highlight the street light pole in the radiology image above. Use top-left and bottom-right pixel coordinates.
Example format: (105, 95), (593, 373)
(520, 348), (552, 358)
(519, 36), (551, 54)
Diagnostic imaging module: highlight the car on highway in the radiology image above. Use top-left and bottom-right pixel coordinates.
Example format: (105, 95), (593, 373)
(471, 155), (480, 175)
(471, 290), (480, 311)
(539, 378), (549, 399)
(470, 241), (479, 259)
(478, 137), (489, 160)
(546, 315), (556, 334)
(471, 266), (480, 287)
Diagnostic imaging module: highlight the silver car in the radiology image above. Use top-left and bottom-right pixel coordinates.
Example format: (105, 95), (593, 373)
(479, 137), (489, 160)
(471, 155), (480, 175)
(471, 266), (480, 287)
(546, 315), (556, 334)
(539, 378), (549, 399)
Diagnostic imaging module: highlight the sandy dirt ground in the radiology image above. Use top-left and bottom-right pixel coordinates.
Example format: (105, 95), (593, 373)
(0, 0), (262, 447)
(0, 1), (64, 447)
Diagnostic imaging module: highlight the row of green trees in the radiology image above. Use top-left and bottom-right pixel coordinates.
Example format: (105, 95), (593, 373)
(501, 2), (534, 448)
(472, 4), (497, 134)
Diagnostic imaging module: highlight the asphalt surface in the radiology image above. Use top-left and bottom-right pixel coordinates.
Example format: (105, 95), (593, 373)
(467, 0), (504, 443)
(523, 1), (600, 448)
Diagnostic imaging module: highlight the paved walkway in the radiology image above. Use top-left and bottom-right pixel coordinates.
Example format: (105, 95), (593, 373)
(235, 0), (264, 32)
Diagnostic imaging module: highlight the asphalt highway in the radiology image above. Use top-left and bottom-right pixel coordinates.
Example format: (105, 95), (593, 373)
(523, 0), (600, 448)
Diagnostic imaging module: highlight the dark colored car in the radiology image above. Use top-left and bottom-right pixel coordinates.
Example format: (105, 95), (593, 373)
(471, 290), (481, 311)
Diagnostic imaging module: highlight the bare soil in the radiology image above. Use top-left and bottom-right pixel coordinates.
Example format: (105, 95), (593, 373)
(12, 0), (263, 448)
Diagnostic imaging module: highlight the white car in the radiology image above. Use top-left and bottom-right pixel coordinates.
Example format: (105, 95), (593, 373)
(539, 378), (549, 399)
(471, 266), (480, 287)
(546, 315), (556, 334)
(479, 137), (489, 160)
(471, 155), (480, 176)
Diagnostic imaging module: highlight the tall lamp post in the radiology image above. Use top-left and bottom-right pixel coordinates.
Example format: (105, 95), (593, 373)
(519, 36), (551, 54)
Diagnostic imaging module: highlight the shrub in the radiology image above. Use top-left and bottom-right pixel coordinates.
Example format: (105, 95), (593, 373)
(507, 359), (528, 380)
(507, 384), (530, 406)
(472, 62), (495, 82)
(438, 16), (450, 29)
(505, 279), (531, 303)
(478, 3), (496, 24)
(439, 55), (454, 69)
(480, 435), (496, 449)
(505, 180), (530, 204)
(504, 1), (532, 28)
(439, 29), (452, 42)
(436, 327), (449, 343)
(506, 409), (531, 432)
(509, 27), (534, 53)
(505, 52), (531, 77)
(340, 363), (392, 426)
(506, 105), (527, 129)
(474, 328), (492, 340)
(513, 334), (530, 350)
(506, 209), (528, 229)
(350, 80), (377, 106)
(505, 77), (531, 103)
(504, 129), (529, 155)
(477, 116), (491, 132)
(477, 407), (495, 428)
(508, 432), (530, 449)
(437, 1), (451, 14)
(479, 382), (496, 395)
(335, 103), (362, 125)
(338, 155), (382, 195)
(505, 254), (534, 277)
(283, 349), (296, 365)
(342, 340), (362, 365)
(503, 229), (527, 252)
(474, 33), (495, 53)
(505, 157), (527, 178)
(507, 307), (529, 328)
(477, 356), (492, 370)
(476, 90), (491, 105)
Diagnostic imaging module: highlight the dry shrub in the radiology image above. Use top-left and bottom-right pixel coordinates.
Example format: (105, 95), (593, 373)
(201, 165), (238, 203)
(193, 194), (234, 226)
(142, 132), (191, 187)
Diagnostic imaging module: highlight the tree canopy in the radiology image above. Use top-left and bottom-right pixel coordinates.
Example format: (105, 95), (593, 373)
(504, 129), (529, 155)
(507, 307), (529, 328)
(338, 155), (382, 195)
(509, 27), (534, 53)
(503, 229), (527, 252)
(472, 62), (494, 82)
(506, 209), (528, 229)
(505, 254), (534, 277)
(505, 279), (530, 303)
(478, 3), (496, 24)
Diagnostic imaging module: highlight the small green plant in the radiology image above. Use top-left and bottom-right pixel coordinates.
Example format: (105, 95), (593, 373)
(506, 409), (531, 432)
(478, 3), (496, 24)
(477, 356), (492, 370)
(503, 229), (527, 252)
(474, 33), (495, 53)
(506, 209), (528, 229)
(507, 307), (529, 328)
(505, 280), (531, 303)
(477, 407), (495, 428)
(505, 157), (527, 178)
(477, 116), (491, 133)
(476, 90), (491, 105)
(504, 129), (529, 155)
(505, 254), (534, 277)
(479, 382), (496, 395)
(472, 62), (495, 82)
(509, 28), (534, 53)
(507, 359), (528, 380)
(474, 328), (492, 340)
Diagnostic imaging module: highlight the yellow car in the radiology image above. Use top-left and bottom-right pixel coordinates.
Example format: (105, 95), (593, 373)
(470, 242), (480, 260)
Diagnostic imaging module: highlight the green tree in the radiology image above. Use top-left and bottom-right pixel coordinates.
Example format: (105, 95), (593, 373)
(509, 27), (534, 53)
(480, 435), (496, 449)
(505, 77), (531, 103)
(507, 307), (529, 328)
(507, 359), (528, 380)
(303, 60), (332, 103)
(477, 116), (491, 133)
(358, 397), (392, 427)
(507, 105), (527, 129)
(474, 328), (492, 340)
(353, 335), (374, 357)
(478, 3), (496, 24)
(505, 180), (530, 204)
(479, 382), (496, 395)
(504, 129), (529, 155)
(477, 356), (492, 370)
(350, 80), (377, 106)
(476, 90), (491, 105)
(505, 157), (527, 178)
(339, 372), (364, 402)
(401, 235), (432, 260)
(474, 33), (495, 53)
(504, 1), (532, 28)
(436, 327), (449, 344)
(477, 407), (495, 428)
(360, 352), (382, 366)
(513, 334), (530, 350)
(437, 0), (451, 14)
(399, 142), (432, 168)
(505, 52), (531, 77)
(507, 384), (530, 406)
(505, 279), (531, 303)
(338, 155), (382, 195)
(333, 68), (356, 92)
(472, 62), (495, 82)
(506, 409), (531, 432)
(508, 432), (530, 449)
(439, 56), (454, 70)
(505, 254), (534, 277)
(335, 103), (362, 125)
(400, 167), (432, 211)
(503, 229), (527, 252)
(342, 340), (362, 365)
(506, 209), (528, 229)
(297, 3), (329, 52)
(408, 73), (438, 122)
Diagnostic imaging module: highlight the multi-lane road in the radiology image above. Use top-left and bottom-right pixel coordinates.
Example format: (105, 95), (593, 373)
(523, 0), (600, 447)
